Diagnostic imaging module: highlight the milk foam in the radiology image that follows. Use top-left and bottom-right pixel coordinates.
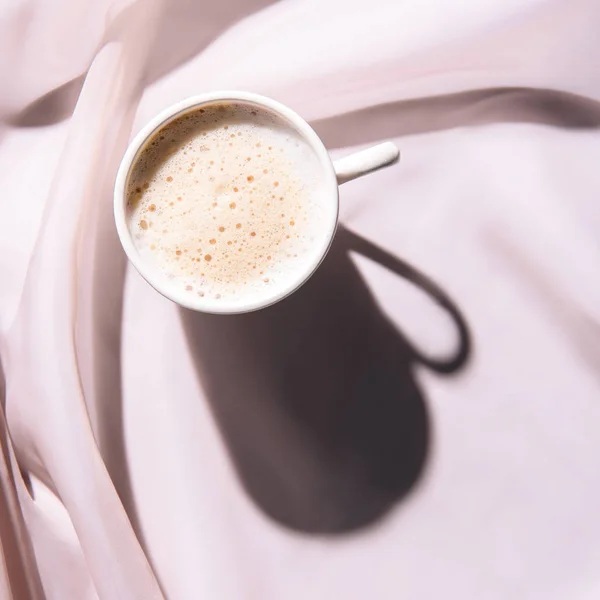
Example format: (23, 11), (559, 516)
(126, 102), (331, 308)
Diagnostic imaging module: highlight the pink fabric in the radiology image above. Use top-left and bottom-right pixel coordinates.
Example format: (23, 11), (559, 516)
(2, 0), (600, 598)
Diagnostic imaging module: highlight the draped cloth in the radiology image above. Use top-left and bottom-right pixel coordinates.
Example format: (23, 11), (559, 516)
(1, 0), (600, 598)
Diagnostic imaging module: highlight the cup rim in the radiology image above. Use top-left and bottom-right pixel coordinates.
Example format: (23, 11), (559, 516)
(114, 91), (339, 314)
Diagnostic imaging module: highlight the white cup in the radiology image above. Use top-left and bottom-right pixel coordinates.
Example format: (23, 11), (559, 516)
(114, 91), (399, 314)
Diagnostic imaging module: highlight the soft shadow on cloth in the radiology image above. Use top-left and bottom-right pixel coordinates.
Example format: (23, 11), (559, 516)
(180, 226), (471, 534)
(12, 83), (600, 133)
(7, 0), (276, 128)
(313, 87), (600, 148)
(0, 359), (45, 600)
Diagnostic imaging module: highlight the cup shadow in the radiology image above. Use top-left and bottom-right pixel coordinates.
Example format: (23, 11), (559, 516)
(180, 226), (471, 534)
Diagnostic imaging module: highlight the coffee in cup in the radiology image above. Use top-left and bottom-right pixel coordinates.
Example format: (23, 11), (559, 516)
(115, 92), (399, 313)
(126, 101), (333, 310)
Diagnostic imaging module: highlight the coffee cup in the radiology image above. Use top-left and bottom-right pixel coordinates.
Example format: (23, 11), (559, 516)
(114, 91), (399, 313)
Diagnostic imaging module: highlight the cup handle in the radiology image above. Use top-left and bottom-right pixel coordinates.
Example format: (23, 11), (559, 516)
(333, 142), (400, 185)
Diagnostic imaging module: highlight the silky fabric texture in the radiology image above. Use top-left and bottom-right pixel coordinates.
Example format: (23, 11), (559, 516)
(2, 0), (600, 598)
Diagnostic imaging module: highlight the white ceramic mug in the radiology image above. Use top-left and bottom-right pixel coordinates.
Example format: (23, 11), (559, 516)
(114, 91), (399, 313)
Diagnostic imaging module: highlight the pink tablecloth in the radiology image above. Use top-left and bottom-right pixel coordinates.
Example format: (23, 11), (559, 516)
(2, 1), (600, 598)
